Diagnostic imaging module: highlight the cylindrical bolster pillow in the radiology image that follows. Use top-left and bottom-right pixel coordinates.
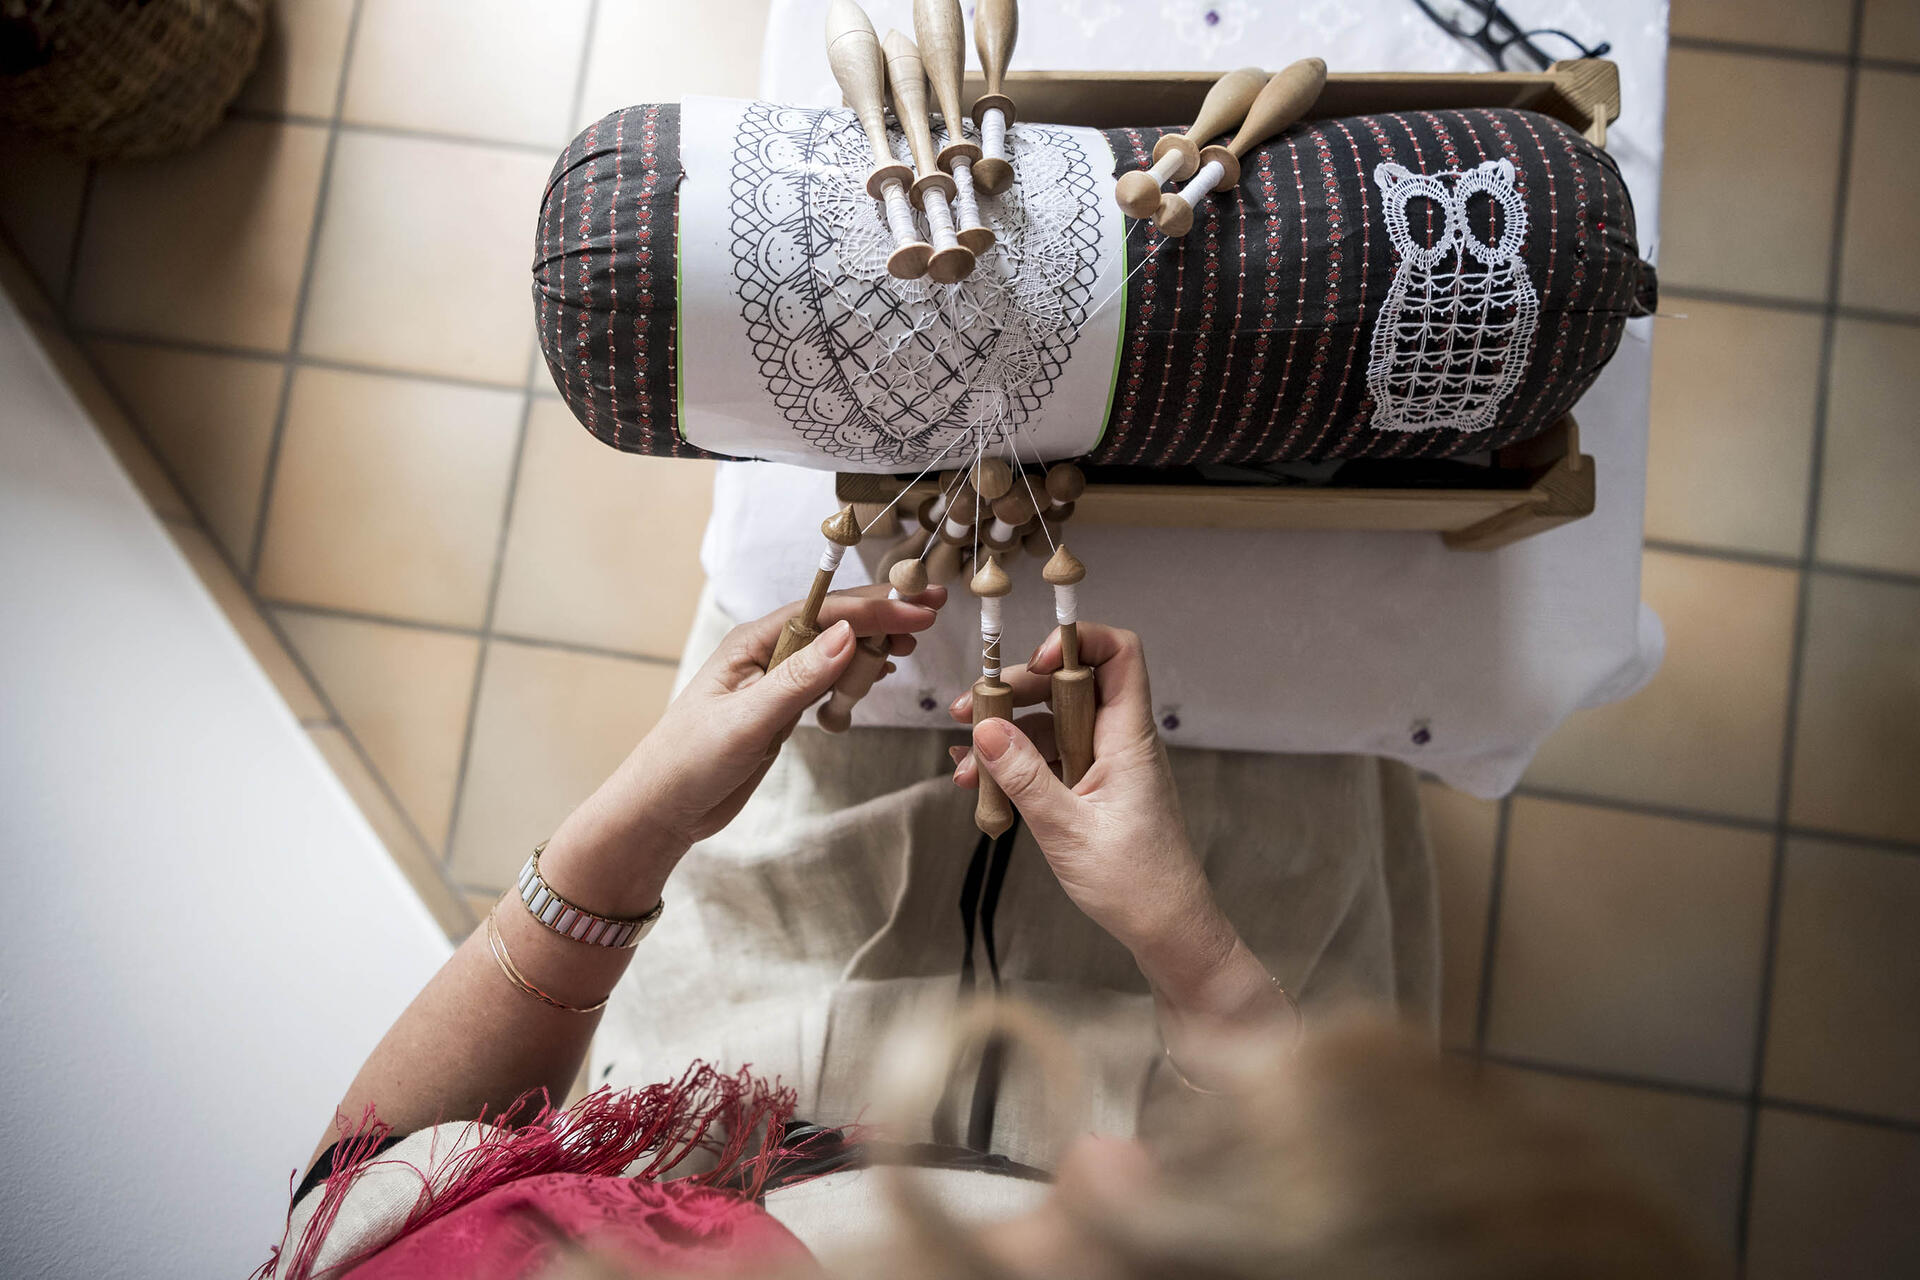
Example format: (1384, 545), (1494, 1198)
(533, 102), (1652, 468)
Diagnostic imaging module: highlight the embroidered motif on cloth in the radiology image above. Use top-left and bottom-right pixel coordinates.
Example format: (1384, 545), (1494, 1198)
(1366, 158), (1540, 434)
(726, 103), (1105, 466)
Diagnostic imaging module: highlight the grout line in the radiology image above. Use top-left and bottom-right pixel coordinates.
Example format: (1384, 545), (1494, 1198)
(245, 0), (367, 585)
(1734, 5), (1869, 1270)
(441, 0), (601, 873)
(1667, 33), (1920, 75)
(1470, 796), (1513, 1056)
(1511, 784), (1920, 856)
(229, 103), (564, 157)
(1659, 283), (1920, 330)
(1482, 1051), (1920, 1137)
(1645, 539), (1920, 590)
(69, 325), (529, 393)
(60, 162), (96, 311)
(262, 597), (683, 668)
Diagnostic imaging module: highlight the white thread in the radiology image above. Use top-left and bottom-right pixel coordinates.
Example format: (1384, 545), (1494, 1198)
(1174, 158), (1226, 209)
(818, 542), (848, 574)
(1366, 159), (1539, 434)
(950, 156), (983, 231)
(981, 107), (1007, 160)
(1054, 582), (1078, 626)
(981, 594), (1003, 678)
(942, 513), (972, 541)
(986, 516), (1020, 544)
(923, 189), (961, 252)
(880, 180), (920, 245)
(1148, 149), (1184, 184)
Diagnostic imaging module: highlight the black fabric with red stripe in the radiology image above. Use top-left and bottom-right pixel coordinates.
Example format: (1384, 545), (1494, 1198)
(532, 103), (1651, 466)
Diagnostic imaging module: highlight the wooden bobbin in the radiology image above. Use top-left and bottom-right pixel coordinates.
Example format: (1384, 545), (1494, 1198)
(826, 0), (934, 279)
(1043, 544), (1094, 787)
(817, 558), (929, 733)
(913, 0), (995, 254)
(916, 471), (978, 531)
(970, 554), (1015, 836)
(1154, 57), (1326, 237)
(769, 505), (862, 670)
(971, 455), (1013, 502)
(1114, 66), (1266, 219)
(883, 30), (975, 283)
(968, 0), (1018, 195)
(924, 537), (970, 583)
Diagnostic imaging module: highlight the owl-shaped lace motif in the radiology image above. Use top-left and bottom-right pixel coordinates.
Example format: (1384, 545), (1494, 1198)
(1366, 158), (1540, 434)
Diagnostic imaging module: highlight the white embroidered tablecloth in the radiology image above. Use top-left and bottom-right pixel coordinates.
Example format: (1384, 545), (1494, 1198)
(700, 0), (1667, 797)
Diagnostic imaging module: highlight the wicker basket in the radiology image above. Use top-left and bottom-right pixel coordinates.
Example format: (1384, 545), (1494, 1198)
(0, 0), (266, 158)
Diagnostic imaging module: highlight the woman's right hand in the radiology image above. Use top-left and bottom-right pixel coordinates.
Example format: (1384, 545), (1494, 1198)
(946, 625), (1225, 975)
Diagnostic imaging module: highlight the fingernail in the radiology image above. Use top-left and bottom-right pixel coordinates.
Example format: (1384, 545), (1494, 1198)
(975, 718), (1012, 761)
(950, 693), (969, 713)
(823, 620), (853, 656)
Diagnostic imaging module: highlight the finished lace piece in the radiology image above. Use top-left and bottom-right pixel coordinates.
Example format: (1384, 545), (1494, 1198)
(727, 103), (1106, 467)
(1367, 157), (1540, 434)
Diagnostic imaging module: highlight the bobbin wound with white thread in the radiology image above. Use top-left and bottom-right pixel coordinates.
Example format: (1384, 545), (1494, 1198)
(969, 554), (1015, 835)
(883, 30), (975, 283)
(817, 553), (931, 733)
(769, 505), (862, 671)
(1115, 67), (1266, 219)
(1043, 543), (1094, 785)
(826, 0), (934, 279)
(1154, 58), (1326, 237)
(914, 0), (996, 254)
(968, 0), (1018, 195)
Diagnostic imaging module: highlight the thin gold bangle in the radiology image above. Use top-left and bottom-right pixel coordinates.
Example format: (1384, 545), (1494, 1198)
(1163, 979), (1303, 1095)
(485, 906), (609, 1014)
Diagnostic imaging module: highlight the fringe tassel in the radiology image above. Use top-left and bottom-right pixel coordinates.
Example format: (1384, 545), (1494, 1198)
(257, 1064), (801, 1280)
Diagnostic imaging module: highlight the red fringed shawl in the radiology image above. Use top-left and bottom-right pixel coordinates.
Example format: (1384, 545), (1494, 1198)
(260, 1064), (817, 1280)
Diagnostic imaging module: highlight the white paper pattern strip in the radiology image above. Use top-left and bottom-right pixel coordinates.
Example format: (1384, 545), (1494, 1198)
(679, 96), (1125, 472)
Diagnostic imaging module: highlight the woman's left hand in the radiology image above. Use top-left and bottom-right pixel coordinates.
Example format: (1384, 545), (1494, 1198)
(543, 583), (946, 914)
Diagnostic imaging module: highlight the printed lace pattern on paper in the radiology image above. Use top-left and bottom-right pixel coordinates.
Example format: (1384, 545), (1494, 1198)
(728, 103), (1104, 466)
(1366, 157), (1540, 434)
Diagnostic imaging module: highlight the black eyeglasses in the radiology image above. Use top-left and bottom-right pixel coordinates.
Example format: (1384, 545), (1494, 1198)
(1409, 0), (1611, 72)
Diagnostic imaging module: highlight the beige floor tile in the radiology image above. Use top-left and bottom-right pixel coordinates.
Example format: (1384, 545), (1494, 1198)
(492, 399), (713, 658)
(1661, 50), (1847, 303)
(1485, 798), (1772, 1090)
(1747, 1108), (1920, 1280)
(309, 724), (477, 941)
(1765, 838), (1920, 1124)
(1525, 551), (1798, 820)
(447, 639), (674, 889)
(1670, 0), (1853, 52)
(343, 0), (591, 147)
(1820, 319), (1920, 574)
(1647, 300), (1821, 556)
(256, 367), (523, 627)
(71, 120), (328, 350)
(1840, 71), (1920, 314)
(277, 609), (481, 853)
(1863, 0), (1920, 60)
(0, 129), (87, 299)
(170, 524), (327, 721)
(1483, 1065), (1747, 1269)
(301, 131), (548, 384)
(574, 0), (768, 132)
(87, 340), (285, 564)
(1419, 781), (1498, 1052)
(237, 0), (356, 117)
(1789, 573), (1920, 843)
(25, 321), (194, 522)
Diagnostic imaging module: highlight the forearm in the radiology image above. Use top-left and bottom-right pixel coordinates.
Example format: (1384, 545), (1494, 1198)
(1130, 894), (1296, 1085)
(314, 812), (682, 1161)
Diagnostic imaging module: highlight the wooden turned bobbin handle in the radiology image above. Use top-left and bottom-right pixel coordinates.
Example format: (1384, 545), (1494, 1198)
(970, 553), (1015, 836)
(1153, 57), (1326, 237)
(914, 0), (994, 254)
(817, 558), (930, 733)
(1043, 544), (1093, 787)
(1115, 66), (1266, 218)
(826, 0), (933, 279)
(768, 505), (861, 670)
(968, 0), (1018, 194)
(883, 29), (974, 282)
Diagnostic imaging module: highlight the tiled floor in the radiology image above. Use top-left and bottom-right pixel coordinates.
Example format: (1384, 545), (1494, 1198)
(0, 0), (1915, 1274)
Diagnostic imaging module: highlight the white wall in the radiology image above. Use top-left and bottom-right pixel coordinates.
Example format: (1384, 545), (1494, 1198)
(0, 294), (451, 1277)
